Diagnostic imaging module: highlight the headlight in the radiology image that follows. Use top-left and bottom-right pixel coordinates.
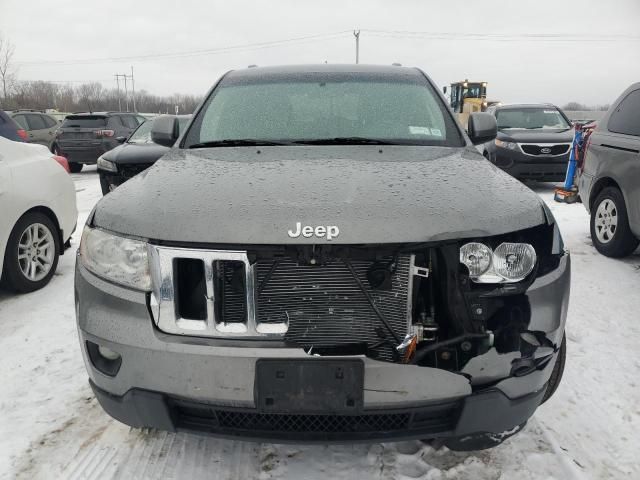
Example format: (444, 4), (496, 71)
(495, 139), (520, 151)
(460, 242), (536, 283)
(79, 227), (151, 290)
(97, 156), (117, 172)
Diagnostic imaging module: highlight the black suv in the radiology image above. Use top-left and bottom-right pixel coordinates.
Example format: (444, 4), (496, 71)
(54, 112), (146, 172)
(483, 104), (574, 182)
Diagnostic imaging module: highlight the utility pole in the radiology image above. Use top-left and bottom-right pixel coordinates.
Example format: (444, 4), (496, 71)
(114, 69), (136, 112)
(114, 75), (122, 111)
(123, 74), (129, 111)
(353, 30), (360, 64)
(131, 65), (137, 112)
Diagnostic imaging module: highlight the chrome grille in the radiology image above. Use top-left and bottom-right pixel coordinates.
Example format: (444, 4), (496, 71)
(519, 143), (571, 156)
(149, 246), (413, 357)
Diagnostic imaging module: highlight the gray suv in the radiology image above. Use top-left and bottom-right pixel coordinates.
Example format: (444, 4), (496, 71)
(578, 82), (640, 257)
(75, 65), (570, 450)
(54, 112), (145, 172)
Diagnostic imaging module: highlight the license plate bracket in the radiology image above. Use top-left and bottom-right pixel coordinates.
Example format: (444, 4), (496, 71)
(255, 359), (364, 413)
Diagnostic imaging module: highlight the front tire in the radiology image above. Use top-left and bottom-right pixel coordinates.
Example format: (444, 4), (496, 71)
(69, 162), (83, 173)
(2, 212), (60, 293)
(590, 187), (639, 257)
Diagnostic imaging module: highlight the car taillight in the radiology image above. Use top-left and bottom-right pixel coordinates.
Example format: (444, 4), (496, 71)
(53, 155), (70, 173)
(17, 129), (28, 140)
(96, 129), (115, 138)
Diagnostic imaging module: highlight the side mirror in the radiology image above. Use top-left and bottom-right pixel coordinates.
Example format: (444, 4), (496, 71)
(151, 115), (179, 147)
(116, 136), (127, 144)
(443, 86), (448, 94)
(467, 112), (497, 145)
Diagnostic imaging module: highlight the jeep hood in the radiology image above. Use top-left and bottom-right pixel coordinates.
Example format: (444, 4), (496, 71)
(92, 146), (547, 244)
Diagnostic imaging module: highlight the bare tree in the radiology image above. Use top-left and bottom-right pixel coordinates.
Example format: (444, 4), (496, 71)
(76, 82), (103, 112)
(0, 33), (17, 107)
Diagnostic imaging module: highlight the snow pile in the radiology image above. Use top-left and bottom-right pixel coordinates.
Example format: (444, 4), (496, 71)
(0, 171), (637, 479)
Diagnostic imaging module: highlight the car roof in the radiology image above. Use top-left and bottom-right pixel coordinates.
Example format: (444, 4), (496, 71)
(224, 63), (423, 80)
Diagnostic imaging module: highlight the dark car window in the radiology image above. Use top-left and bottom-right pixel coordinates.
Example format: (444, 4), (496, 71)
(62, 115), (107, 128)
(608, 89), (640, 137)
(496, 108), (571, 130)
(41, 115), (58, 128)
(185, 74), (462, 147)
(120, 115), (139, 129)
(26, 114), (47, 131)
(13, 114), (28, 129)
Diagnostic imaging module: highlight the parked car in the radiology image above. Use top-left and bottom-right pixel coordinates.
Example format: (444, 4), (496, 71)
(483, 104), (574, 182)
(76, 64), (569, 451)
(578, 82), (640, 257)
(0, 137), (77, 293)
(0, 110), (27, 142)
(53, 112), (146, 173)
(8, 110), (60, 149)
(97, 115), (191, 195)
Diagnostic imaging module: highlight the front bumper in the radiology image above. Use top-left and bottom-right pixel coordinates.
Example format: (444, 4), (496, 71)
(489, 148), (569, 181)
(75, 251), (569, 442)
(89, 380), (545, 443)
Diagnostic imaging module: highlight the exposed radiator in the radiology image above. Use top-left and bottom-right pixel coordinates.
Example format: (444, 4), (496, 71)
(149, 246), (413, 360)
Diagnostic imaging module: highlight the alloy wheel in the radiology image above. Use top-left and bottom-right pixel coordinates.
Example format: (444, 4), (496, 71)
(17, 223), (55, 281)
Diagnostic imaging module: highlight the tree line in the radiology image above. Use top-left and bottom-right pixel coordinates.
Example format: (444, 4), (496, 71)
(1, 80), (202, 114)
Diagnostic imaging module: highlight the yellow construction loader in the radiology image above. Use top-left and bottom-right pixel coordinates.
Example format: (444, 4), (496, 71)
(445, 80), (493, 129)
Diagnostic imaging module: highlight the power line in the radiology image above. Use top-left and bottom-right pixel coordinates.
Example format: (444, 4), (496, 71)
(362, 29), (640, 42)
(15, 31), (352, 66)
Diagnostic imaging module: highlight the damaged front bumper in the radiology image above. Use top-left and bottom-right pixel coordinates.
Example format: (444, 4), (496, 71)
(75, 247), (569, 443)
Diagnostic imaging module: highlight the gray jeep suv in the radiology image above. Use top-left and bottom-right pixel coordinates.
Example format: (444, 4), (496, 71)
(579, 82), (640, 257)
(75, 65), (570, 450)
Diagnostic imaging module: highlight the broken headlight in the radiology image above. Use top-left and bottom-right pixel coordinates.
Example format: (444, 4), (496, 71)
(460, 242), (536, 283)
(79, 226), (151, 290)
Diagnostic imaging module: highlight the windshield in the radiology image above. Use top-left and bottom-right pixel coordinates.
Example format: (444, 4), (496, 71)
(496, 108), (571, 130)
(61, 115), (107, 128)
(184, 74), (463, 147)
(128, 120), (153, 143)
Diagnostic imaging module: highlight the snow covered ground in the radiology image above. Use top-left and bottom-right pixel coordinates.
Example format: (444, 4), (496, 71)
(1, 167), (638, 479)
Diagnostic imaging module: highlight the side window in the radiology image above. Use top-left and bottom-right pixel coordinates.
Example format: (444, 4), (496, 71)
(42, 115), (57, 128)
(26, 114), (47, 131)
(608, 89), (640, 137)
(13, 114), (28, 130)
(108, 116), (123, 128)
(120, 116), (138, 129)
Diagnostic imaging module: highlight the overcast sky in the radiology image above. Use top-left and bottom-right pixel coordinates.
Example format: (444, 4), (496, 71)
(1, 0), (638, 106)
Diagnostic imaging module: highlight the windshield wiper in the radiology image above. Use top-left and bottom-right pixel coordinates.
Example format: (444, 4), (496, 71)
(188, 139), (289, 148)
(293, 136), (400, 145)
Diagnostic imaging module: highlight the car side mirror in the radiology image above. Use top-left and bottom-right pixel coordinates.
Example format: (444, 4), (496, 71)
(116, 136), (127, 144)
(151, 115), (180, 147)
(443, 86), (448, 94)
(467, 113), (497, 145)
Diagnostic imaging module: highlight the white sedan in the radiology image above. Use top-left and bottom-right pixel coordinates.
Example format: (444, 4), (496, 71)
(0, 137), (77, 293)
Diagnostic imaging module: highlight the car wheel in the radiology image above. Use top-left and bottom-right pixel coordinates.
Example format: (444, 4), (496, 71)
(541, 334), (566, 403)
(69, 162), (83, 173)
(590, 187), (639, 257)
(2, 212), (60, 293)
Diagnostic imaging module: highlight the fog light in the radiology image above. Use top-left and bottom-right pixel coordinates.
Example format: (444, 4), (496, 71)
(98, 345), (121, 361)
(86, 340), (122, 376)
